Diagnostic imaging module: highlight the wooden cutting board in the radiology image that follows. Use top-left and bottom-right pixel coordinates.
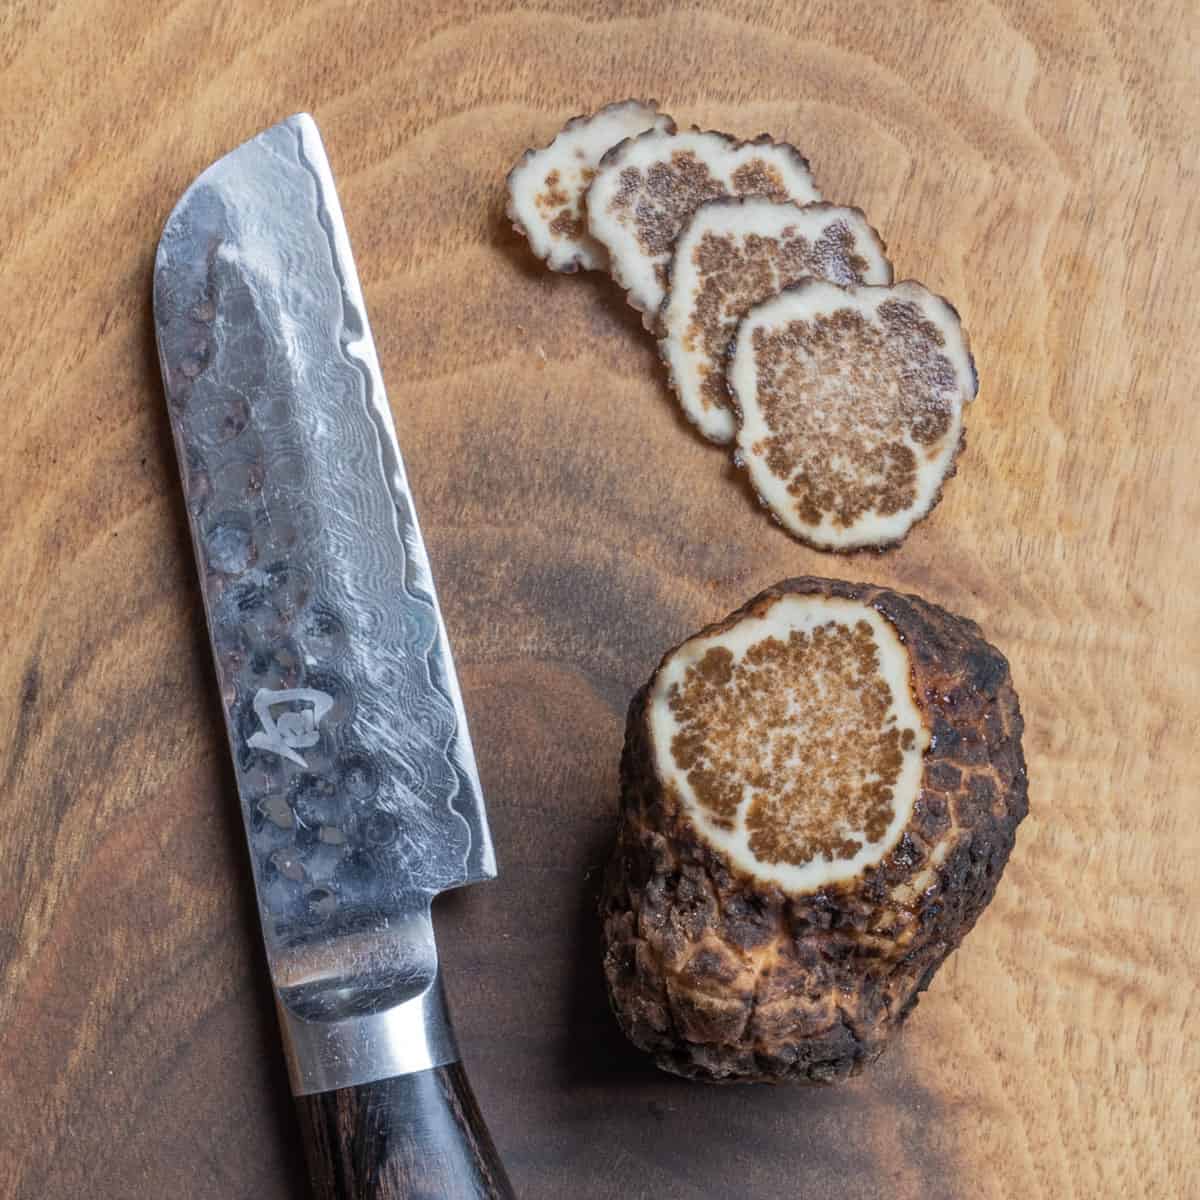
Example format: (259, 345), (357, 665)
(2, 4), (1195, 1198)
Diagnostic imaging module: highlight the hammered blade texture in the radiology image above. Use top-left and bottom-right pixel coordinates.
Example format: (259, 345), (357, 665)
(153, 115), (495, 987)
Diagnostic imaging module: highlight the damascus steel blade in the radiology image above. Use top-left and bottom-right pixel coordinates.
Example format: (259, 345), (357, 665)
(154, 114), (495, 1091)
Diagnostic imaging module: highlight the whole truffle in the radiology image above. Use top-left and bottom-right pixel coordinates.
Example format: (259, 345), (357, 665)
(601, 577), (1028, 1083)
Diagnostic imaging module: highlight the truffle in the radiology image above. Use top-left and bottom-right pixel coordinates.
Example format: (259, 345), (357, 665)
(506, 100), (675, 273)
(660, 199), (892, 443)
(727, 280), (977, 550)
(586, 128), (821, 324)
(602, 578), (1027, 1083)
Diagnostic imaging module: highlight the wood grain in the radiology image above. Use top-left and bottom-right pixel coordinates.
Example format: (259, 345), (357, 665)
(296, 1064), (514, 1200)
(1, 3), (1196, 1198)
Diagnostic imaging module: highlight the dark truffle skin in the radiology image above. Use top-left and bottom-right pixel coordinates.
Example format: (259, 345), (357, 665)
(601, 577), (1028, 1083)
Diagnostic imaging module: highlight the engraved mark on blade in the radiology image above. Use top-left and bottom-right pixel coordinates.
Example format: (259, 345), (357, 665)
(248, 687), (334, 767)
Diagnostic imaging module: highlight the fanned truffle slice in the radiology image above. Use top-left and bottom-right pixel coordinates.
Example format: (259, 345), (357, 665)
(660, 200), (893, 443)
(506, 101), (675, 273)
(586, 128), (821, 322)
(728, 280), (977, 550)
(602, 578), (1028, 1083)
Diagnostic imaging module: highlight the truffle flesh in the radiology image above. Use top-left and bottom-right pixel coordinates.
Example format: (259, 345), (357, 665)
(727, 280), (977, 550)
(506, 100), (675, 273)
(660, 199), (893, 443)
(586, 128), (821, 323)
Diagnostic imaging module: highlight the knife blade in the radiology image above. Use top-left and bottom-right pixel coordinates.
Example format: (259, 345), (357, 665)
(154, 113), (514, 1199)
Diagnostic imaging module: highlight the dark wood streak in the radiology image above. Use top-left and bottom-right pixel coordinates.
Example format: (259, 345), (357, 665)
(295, 1063), (515, 1200)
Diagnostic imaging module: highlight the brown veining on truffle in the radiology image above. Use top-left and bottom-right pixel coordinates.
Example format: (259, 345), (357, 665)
(532, 168), (581, 242)
(610, 151), (728, 288)
(667, 619), (906, 866)
(731, 159), (788, 198)
(750, 301), (958, 528)
(536, 169), (569, 210)
(548, 210), (585, 239)
(687, 222), (874, 415)
(535, 167), (600, 243)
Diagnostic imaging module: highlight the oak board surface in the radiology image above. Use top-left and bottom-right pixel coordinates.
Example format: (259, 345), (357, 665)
(1, 3), (1197, 1198)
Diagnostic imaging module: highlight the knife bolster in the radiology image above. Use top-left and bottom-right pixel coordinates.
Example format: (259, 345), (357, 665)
(285, 961), (513, 1197)
(279, 968), (460, 1095)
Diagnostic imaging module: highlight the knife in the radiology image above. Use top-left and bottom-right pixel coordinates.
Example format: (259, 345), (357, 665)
(153, 113), (515, 1200)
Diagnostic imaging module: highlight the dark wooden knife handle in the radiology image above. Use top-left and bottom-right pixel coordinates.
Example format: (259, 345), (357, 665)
(295, 1061), (515, 1200)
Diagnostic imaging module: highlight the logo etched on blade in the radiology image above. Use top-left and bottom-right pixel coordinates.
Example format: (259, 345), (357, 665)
(248, 687), (334, 767)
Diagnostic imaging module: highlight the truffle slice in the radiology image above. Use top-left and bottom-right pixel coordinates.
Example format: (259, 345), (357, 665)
(728, 280), (977, 550)
(506, 100), (675, 273)
(586, 128), (821, 322)
(660, 200), (893, 443)
(602, 578), (1028, 1083)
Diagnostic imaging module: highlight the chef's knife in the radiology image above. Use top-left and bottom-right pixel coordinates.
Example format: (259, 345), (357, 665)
(153, 113), (515, 1200)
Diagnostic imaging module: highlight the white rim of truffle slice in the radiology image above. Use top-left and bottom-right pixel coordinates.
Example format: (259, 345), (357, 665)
(506, 101), (675, 273)
(649, 593), (931, 893)
(659, 200), (893, 444)
(728, 280), (978, 550)
(586, 128), (821, 321)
